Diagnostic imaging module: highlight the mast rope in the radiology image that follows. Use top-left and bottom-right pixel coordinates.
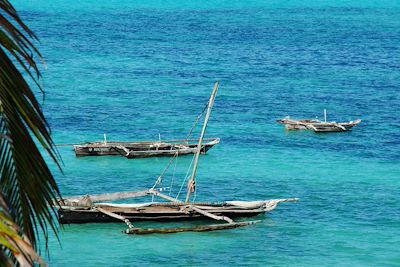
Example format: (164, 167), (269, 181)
(185, 102), (209, 141)
(175, 154), (195, 200)
(169, 151), (178, 196)
(151, 151), (179, 190)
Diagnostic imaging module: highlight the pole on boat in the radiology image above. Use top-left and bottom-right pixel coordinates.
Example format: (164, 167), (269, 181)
(185, 81), (219, 203)
(324, 109), (327, 122)
(104, 133), (107, 145)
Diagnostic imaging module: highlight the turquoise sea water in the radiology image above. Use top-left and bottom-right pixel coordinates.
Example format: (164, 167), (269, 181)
(13, 1), (400, 266)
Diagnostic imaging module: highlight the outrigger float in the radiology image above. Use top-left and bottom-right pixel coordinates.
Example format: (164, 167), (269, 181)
(277, 110), (361, 133)
(56, 82), (298, 234)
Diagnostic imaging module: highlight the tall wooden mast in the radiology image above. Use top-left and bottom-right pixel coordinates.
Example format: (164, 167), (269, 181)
(185, 81), (219, 203)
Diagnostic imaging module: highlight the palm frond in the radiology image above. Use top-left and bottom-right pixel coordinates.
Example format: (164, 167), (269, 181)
(0, 203), (46, 267)
(0, 0), (62, 261)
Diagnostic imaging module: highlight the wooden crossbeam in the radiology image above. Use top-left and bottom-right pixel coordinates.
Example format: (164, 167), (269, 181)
(302, 123), (317, 131)
(333, 123), (346, 130)
(190, 205), (234, 224)
(148, 189), (182, 203)
(96, 207), (135, 229)
(115, 145), (130, 156)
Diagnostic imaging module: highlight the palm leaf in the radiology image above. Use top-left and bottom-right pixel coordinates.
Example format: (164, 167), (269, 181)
(0, 0), (62, 263)
(0, 205), (46, 267)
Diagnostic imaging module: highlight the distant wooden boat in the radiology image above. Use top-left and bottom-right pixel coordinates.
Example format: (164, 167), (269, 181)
(57, 82), (298, 234)
(73, 93), (221, 158)
(277, 110), (361, 133)
(73, 138), (220, 158)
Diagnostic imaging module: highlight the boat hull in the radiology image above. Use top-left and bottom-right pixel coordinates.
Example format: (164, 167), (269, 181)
(277, 119), (361, 132)
(58, 203), (264, 224)
(74, 138), (220, 158)
(58, 209), (264, 224)
(312, 124), (357, 132)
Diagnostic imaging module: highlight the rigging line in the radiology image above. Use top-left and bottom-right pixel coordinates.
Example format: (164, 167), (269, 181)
(175, 154), (195, 200)
(169, 151), (178, 196)
(175, 144), (205, 200)
(151, 151), (179, 190)
(185, 102), (209, 141)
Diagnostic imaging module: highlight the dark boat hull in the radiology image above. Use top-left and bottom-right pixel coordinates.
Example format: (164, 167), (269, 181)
(74, 138), (220, 158)
(58, 209), (264, 224)
(58, 201), (265, 224)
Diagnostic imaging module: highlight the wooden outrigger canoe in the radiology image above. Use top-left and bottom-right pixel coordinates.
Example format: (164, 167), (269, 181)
(57, 189), (298, 234)
(57, 82), (298, 234)
(72, 97), (221, 158)
(73, 138), (220, 158)
(277, 118), (361, 132)
(277, 110), (361, 133)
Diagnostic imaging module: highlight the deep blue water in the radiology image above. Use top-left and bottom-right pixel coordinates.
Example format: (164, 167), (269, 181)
(13, 1), (400, 266)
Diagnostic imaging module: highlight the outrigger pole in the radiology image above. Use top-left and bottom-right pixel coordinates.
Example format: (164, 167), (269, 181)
(185, 81), (220, 203)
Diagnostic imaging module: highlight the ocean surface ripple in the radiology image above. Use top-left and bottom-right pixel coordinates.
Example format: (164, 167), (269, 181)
(13, 1), (400, 266)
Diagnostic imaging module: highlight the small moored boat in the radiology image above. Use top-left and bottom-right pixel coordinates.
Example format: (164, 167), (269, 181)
(277, 110), (361, 133)
(73, 138), (220, 158)
(73, 91), (221, 158)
